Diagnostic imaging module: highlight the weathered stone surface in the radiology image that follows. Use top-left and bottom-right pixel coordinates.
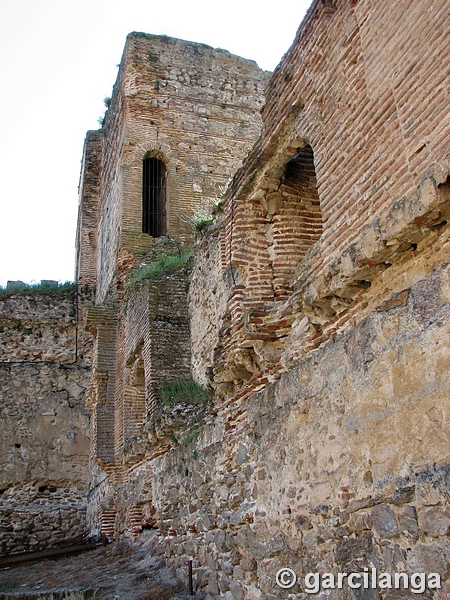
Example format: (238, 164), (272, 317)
(381, 590), (411, 600)
(398, 506), (420, 539)
(335, 533), (373, 565)
(229, 580), (245, 600)
(0, 291), (89, 364)
(348, 512), (372, 533)
(421, 506), (450, 537)
(406, 544), (448, 576)
(350, 587), (381, 600)
(84, 34), (269, 305)
(236, 444), (248, 466)
(0, 290), (92, 554)
(434, 580), (450, 600)
(147, 262), (450, 597)
(371, 505), (399, 538)
(392, 486), (415, 506)
(75, 32), (269, 540)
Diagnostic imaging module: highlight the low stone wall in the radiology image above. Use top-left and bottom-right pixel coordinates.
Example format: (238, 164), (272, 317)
(0, 362), (90, 494)
(0, 484), (88, 555)
(151, 264), (450, 599)
(0, 290), (91, 555)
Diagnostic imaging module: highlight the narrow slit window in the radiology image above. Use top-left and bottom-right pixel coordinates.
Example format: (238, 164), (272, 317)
(268, 144), (323, 299)
(142, 157), (167, 236)
(283, 145), (323, 256)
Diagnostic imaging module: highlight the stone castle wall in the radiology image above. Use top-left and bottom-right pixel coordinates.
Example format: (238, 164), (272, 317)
(0, 290), (91, 554)
(63, 0), (450, 596)
(153, 264), (450, 599)
(145, 0), (450, 597)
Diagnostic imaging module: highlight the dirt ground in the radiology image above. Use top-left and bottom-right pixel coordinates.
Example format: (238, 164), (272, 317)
(0, 533), (198, 599)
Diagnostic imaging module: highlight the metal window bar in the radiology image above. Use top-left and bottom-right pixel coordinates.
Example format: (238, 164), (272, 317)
(142, 158), (166, 236)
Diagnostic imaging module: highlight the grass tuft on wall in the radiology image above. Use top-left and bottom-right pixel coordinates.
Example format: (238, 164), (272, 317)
(126, 250), (193, 288)
(158, 378), (209, 405)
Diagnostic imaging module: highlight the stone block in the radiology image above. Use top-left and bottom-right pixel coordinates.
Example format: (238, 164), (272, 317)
(240, 555), (257, 572)
(348, 512), (372, 533)
(421, 506), (450, 537)
(229, 580), (245, 600)
(371, 505), (399, 538)
(218, 574), (232, 593)
(236, 444), (248, 465)
(406, 544), (448, 576)
(206, 572), (220, 596)
(335, 532), (373, 565)
(194, 566), (212, 588)
(398, 506), (419, 539)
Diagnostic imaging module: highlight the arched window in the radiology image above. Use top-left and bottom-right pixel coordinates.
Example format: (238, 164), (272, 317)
(142, 157), (167, 236)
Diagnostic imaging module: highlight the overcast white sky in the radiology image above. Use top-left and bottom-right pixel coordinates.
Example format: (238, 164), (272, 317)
(0, 0), (312, 287)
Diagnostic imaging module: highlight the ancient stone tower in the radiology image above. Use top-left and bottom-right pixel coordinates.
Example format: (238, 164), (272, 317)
(76, 32), (269, 537)
(77, 32), (269, 300)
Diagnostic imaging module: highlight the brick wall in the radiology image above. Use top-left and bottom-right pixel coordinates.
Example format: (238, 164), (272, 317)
(76, 130), (103, 291)
(84, 240), (193, 537)
(201, 0), (450, 394)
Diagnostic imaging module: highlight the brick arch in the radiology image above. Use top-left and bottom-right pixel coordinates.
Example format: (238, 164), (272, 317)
(121, 140), (172, 167)
(142, 148), (169, 165)
(226, 126), (324, 303)
(253, 137), (323, 301)
(218, 139), (323, 379)
(270, 143), (323, 298)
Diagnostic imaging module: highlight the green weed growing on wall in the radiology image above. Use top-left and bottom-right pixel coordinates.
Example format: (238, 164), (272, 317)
(126, 249), (193, 288)
(181, 195), (224, 234)
(158, 378), (209, 406)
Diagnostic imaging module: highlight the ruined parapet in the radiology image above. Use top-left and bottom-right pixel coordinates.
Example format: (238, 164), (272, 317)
(76, 130), (103, 296)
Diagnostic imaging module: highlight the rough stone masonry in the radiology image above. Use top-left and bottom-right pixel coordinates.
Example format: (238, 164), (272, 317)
(1, 0), (450, 598)
(0, 287), (92, 554)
